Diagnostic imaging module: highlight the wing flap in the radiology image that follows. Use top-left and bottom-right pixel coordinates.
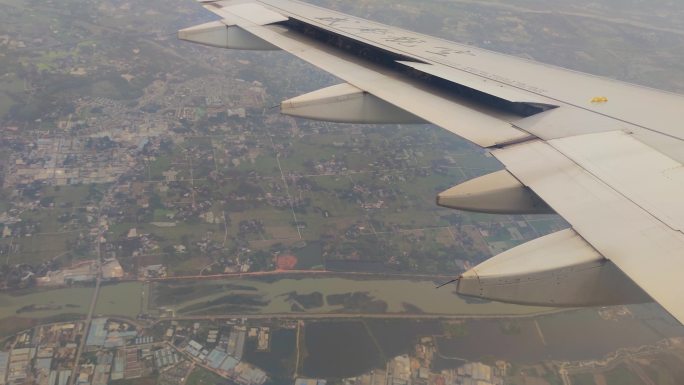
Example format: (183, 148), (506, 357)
(549, 131), (684, 232)
(397, 61), (557, 107)
(495, 141), (684, 323)
(513, 106), (632, 140)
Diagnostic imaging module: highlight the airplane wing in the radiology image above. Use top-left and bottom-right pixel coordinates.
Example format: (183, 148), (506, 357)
(180, 0), (684, 323)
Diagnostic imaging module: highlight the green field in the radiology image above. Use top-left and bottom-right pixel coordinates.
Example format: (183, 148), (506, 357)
(0, 93), (16, 118)
(185, 367), (226, 385)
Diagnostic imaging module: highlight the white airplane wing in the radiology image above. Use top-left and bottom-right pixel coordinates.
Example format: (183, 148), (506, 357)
(180, 0), (684, 323)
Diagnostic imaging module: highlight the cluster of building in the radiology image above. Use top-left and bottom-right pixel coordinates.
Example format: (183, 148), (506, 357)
(152, 346), (180, 369)
(78, 318), (258, 385)
(439, 362), (507, 385)
(37, 259), (124, 287)
(4, 348), (34, 385)
(80, 319), (149, 382)
(0, 322), (85, 385)
(85, 319), (138, 349)
(180, 325), (267, 385)
(598, 306), (632, 321)
(3, 136), (135, 188)
(345, 358), (506, 385)
(248, 326), (271, 351)
(345, 336), (508, 385)
(0, 34), (27, 49)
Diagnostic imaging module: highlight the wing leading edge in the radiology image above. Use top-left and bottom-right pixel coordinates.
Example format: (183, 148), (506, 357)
(180, 0), (684, 323)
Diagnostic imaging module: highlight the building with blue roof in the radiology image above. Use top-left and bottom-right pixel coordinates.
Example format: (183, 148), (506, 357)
(295, 379), (326, 385)
(206, 349), (228, 369)
(219, 356), (239, 372)
(86, 318), (107, 347)
(103, 331), (137, 348)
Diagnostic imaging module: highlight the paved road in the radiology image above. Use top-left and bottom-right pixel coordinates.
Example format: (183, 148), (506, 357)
(68, 204), (107, 385)
(68, 275), (101, 385)
(154, 308), (567, 324)
(146, 269), (458, 282)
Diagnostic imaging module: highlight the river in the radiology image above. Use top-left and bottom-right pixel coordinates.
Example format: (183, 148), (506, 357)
(0, 282), (143, 337)
(0, 276), (550, 339)
(148, 276), (552, 316)
(0, 276), (550, 324)
(1, 279), (681, 380)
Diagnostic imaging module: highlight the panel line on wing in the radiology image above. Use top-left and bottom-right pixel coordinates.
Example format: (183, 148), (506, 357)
(254, 0), (684, 144)
(548, 131), (684, 233)
(494, 140), (684, 323)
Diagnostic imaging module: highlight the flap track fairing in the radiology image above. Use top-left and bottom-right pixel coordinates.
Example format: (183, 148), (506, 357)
(281, 83), (426, 124)
(457, 229), (651, 307)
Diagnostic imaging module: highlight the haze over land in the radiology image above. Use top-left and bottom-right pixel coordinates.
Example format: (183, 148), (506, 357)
(0, 0), (683, 384)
